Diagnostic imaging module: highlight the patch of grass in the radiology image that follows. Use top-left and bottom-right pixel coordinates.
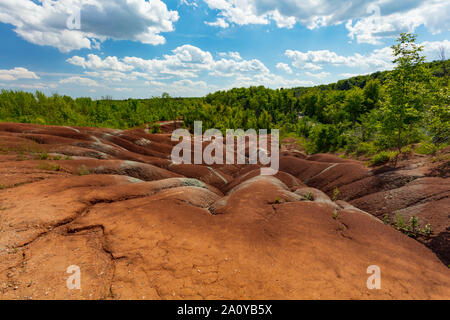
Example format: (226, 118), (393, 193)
(333, 210), (339, 220)
(39, 152), (49, 160)
(64, 155), (73, 160)
(38, 162), (61, 171)
(431, 154), (450, 163)
(34, 152), (63, 160)
(332, 187), (340, 201)
(151, 123), (162, 134)
(77, 165), (90, 176)
(387, 213), (433, 238)
(401, 146), (413, 154)
(0, 182), (28, 190)
(369, 151), (397, 166)
(302, 192), (314, 201)
(415, 142), (438, 155)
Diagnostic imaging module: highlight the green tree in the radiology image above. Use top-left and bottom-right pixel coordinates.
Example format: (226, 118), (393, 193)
(363, 79), (381, 111)
(344, 87), (365, 125)
(380, 33), (431, 166)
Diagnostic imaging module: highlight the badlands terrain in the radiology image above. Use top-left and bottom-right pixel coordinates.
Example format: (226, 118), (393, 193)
(0, 122), (449, 300)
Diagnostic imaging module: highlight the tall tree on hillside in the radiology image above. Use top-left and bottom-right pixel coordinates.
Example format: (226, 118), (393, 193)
(380, 33), (431, 166)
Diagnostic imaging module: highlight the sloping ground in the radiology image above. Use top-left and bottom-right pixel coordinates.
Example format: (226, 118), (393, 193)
(279, 153), (450, 266)
(0, 122), (449, 300)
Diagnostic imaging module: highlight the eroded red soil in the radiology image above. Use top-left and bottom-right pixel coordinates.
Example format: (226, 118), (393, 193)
(0, 122), (449, 300)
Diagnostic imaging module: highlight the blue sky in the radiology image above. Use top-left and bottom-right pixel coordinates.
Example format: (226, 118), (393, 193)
(0, 0), (449, 98)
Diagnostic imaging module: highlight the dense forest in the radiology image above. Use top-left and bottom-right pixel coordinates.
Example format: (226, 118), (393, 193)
(0, 33), (448, 163)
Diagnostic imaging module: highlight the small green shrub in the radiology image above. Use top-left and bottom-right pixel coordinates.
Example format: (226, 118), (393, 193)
(38, 152), (49, 160)
(354, 141), (378, 156)
(333, 210), (339, 220)
(38, 162), (61, 171)
(415, 142), (438, 155)
(423, 224), (433, 237)
(394, 213), (406, 230)
(401, 146), (413, 154)
(151, 123), (162, 134)
(370, 151), (397, 166)
(302, 192), (314, 201)
(77, 165), (90, 176)
(332, 187), (340, 201)
(273, 197), (283, 204)
(389, 213), (433, 238)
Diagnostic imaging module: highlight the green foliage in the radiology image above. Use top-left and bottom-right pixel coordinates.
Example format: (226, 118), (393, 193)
(427, 104), (450, 145)
(36, 152), (49, 160)
(332, 187), (340, 201)
(394, 213), (406, 230)
(415, 142), (438, 155)
(302, 192), (314, 201)
(355, 141), (379, 156)
(151, 123), (162, 134)
(370, 151), (397, 166)
(379, 33), (432, 164)
(344, 87), (365, 125)
(333, 210), (339, 220)
(401, 146), (413, 154)
(0, 90), (199, 129)
(389, 213), (433, 238)
(37, 162), (61, 171)
(77, 165), (90, 176)
(307, 124), (340, 153)
(273, 197), (283, 204)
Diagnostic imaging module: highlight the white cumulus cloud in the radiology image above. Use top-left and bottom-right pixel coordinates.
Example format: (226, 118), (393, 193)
(202, 0), (450, 43)
(285, 39), (450, 73)
(0, 67), (40, 81)
(67, 54), (134, 72)
(276, 63), (293, 74)
(59, 76), (99, 86)
(0, 0), (179, 52)
(205, 18), (230, 28)
(285, 47), (393, 71)
(69, 45), (271, 80)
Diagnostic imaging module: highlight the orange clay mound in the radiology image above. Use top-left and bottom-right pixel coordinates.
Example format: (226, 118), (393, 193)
(0, 122), (449, 300)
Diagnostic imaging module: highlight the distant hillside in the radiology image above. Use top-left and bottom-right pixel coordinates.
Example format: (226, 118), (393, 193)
(291, 58), (449, 96)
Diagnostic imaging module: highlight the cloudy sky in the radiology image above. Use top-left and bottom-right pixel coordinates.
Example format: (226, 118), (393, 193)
(0, 0), (449, 98)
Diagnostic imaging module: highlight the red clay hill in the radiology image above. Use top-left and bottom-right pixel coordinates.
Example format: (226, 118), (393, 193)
(0, 122), (449, 300)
